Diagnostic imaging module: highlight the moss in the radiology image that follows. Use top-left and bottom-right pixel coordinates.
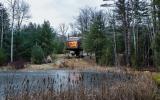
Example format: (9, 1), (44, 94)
(152, 73), (160, 86)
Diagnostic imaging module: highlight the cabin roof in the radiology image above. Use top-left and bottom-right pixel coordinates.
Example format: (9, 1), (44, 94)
(67, 37), (81, 41)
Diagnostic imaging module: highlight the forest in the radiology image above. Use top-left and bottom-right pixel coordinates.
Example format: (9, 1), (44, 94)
(0, 0), (160, 69)
(0, 0), (160, 100)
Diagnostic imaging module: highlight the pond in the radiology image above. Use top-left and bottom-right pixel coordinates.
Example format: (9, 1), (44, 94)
(0, 70), (156, 100)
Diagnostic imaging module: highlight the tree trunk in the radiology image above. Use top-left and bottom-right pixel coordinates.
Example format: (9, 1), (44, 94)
(126, 1), (131, 67)
(1, 10), (4, 48)
(112, 19), (118, 67)
(11, 8), (15, 62)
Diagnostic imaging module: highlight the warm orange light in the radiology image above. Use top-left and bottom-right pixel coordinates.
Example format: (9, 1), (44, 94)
(68, 41), (78, 48)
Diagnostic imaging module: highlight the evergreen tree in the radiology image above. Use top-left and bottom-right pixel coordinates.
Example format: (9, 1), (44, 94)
(85, 11), (106, 64)
(0, 3), (10, 61)
(154, 32), (160, 67)
(115, 0), (132, 66)
(38, 21), (55, 57)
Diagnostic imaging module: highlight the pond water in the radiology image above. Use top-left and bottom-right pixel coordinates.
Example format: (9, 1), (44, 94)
(0, 70), (133, 99)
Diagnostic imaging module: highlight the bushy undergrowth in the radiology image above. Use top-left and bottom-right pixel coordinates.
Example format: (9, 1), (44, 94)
(152, 73), (160, 86)
(31, 45), (44, 64)
(0, 48), (7, 65)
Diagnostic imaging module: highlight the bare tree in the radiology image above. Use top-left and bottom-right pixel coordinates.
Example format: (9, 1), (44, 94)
(0, 5), (4, 48)
(70, 23), (78, 36)
(76, 7), (93, 34)
(7, 0), (17, 62)
(15, 0), (30, 31)
(7, 0), (30, 62)
(59, 23), (68, 36)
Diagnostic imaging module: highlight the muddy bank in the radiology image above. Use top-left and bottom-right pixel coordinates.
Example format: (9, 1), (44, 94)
(0, 55), (152, 73)
(0, 55), (159, 99)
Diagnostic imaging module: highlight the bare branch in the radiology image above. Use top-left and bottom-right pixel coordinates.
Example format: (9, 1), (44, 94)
(59, 23), (68, 36)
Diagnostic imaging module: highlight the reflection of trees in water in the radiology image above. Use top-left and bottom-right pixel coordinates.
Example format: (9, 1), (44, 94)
(0, 71), (156, 100)
(69, 72), (81, 84)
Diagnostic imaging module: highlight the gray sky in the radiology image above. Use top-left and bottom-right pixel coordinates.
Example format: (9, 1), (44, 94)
(27, 0), (104, 29)
(1, 0), (105, 30)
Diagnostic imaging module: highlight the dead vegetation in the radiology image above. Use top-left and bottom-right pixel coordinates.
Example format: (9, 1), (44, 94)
(58, 57), (96, 69)
(0, 55), (159, 99)
(3, 70), (157, 100)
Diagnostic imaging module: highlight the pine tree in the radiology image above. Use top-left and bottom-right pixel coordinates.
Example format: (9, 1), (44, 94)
(87, 11), (106, 64)
(38, 21), (55, 57)
(115, 0), (132, 66)
(0, 3), (10, 49)
(0, 3), (10, 61)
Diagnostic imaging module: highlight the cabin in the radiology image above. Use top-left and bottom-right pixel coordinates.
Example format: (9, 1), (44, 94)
(66, 37), (83, 57)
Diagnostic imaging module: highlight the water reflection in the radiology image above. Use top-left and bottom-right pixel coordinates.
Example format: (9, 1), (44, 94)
(0, 70), (133, 99)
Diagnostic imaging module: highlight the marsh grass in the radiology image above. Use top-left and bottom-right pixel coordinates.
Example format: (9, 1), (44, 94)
(2, 70), (158, 100)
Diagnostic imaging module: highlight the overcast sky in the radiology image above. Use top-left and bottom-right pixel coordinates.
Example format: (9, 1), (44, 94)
(1, 0), (105, 30)
(27, 0), (104, 29)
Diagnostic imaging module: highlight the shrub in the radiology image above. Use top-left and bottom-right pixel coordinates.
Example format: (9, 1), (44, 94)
(153, 32), (160, 68)
(10, 59), (26, 69)
(99, 47), (114, 66)
(53, 39), (65, 54)
(31, 45), (44, 64)
(152, 73), (160, 87)
(0, 48), (7, 65)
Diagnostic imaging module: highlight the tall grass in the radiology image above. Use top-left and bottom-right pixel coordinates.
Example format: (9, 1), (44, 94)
(2, 70), (158, 100)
